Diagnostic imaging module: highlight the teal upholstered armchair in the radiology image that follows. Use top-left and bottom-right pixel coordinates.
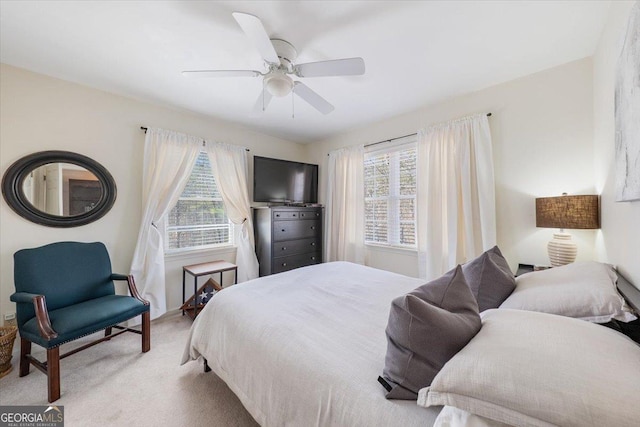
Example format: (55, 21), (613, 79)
(10, 241), (150, 402)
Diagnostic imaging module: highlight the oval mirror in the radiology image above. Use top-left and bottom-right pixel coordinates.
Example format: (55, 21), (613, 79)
(2, 151), (117, 227)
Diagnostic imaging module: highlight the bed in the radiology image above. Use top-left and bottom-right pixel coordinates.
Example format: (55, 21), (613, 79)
(182, 261), (441, 426)
(181, 260), (640, 427)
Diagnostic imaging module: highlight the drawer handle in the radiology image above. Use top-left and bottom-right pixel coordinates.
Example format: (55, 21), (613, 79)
(311, 226), (315, 230)
(316, 213), (320, 216)
(311, 242), (315, 246)
(282, 247), (286, 250)
(282, 262), (287, 267)
(293, 214), (297, 217)
(276, 214), (280, 217)
(311, 256), (316, 260)
(282, 229), (286, 232)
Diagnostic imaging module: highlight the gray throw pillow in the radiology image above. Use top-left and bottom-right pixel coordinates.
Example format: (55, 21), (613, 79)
(380, 265), (481, 400)
(462, 246), (515, 312)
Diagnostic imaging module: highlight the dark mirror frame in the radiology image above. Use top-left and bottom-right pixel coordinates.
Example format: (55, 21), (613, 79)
(1, 150), (117, 227)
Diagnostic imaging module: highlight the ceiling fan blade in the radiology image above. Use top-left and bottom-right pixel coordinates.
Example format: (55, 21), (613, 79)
(232, 12), (280, 65)
(252, 89), (273, 114)
(293, 82), (334, 114)
(182, 70), (261, 78)
(294, 57), (365, 78)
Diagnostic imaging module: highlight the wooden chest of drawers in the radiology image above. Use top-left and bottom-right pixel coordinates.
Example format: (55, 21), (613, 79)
(253, 206), (324, 276)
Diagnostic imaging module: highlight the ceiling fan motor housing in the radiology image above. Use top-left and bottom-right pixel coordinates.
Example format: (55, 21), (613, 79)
(270, 39), (297, 68)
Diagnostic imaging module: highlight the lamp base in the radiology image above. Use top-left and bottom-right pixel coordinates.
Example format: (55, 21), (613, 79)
(547, 232), (577, 267)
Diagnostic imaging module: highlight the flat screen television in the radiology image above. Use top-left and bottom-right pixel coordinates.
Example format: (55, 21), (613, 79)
(253, 156), (318, 204)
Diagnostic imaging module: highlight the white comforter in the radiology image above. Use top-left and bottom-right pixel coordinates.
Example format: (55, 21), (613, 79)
(182, 261), (441, 427)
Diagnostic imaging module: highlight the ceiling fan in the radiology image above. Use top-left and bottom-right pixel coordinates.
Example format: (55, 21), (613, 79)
(182, 12), (366, 115)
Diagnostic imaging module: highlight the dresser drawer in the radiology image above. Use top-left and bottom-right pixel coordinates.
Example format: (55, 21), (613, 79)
(299, 210), (321, 219)
(273, 210), (299, 220)
(272, 251), (322, 274)
(273, 219), (320, 241)
(272, 237), (320, 256)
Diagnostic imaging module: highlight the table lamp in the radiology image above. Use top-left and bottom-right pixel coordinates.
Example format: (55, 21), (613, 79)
(535, 193), (600, 267)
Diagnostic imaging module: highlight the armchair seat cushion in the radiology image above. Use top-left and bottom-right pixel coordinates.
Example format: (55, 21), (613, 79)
(20, 295), (149, 348)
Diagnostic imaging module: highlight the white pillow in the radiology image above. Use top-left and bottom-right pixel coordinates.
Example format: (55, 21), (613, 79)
(418, 309), (640, 427)
(499, 261), (636, 323)
(434, 406), (510, 427)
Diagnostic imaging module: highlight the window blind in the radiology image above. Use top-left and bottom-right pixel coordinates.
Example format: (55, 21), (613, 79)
(166, 152), (232, 250)
(364, 141), (417, 247)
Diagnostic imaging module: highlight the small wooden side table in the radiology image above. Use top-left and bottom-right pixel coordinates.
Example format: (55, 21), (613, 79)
(182, 260), (238, 318)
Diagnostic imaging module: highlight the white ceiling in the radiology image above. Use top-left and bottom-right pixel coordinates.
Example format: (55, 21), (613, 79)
(0, 1), (610, 143)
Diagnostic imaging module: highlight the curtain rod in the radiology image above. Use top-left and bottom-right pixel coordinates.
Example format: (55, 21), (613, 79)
(363, 112), (492, 149)
(140, 127), (250, 151)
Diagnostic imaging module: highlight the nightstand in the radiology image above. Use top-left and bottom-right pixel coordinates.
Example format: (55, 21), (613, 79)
(516, 263), (551, 277)
(516, 264), (534, 276)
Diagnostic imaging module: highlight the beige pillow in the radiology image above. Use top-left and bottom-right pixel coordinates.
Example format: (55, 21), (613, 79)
(418, 309), (640, 426)
(500, 261), (635, 322)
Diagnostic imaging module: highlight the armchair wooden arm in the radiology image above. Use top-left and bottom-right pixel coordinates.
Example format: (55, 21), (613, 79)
(127, 275), (149, 306)
(10, 292), (59, 340)
(111, 274), (149, 306)
(32, 295), (58, 340)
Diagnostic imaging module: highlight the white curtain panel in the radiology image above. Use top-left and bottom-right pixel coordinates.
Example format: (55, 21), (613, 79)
(130, 128), (201, 320)
(326, 145), (365, 264)
(205, 141), (259, 282)
(417, 114), (496, 280)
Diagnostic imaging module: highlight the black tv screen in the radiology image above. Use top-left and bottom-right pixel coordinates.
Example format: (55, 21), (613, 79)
(253, 156), (318, 203)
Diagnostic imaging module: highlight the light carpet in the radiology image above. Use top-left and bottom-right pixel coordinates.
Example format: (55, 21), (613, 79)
(0, 313), (258, 427)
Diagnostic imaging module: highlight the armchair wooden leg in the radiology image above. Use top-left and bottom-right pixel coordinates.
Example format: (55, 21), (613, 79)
(47, 347), (61, 403)
(141, 311), (150, 353)
(105, 327), (112, 339)
(19, 338), (31, 377)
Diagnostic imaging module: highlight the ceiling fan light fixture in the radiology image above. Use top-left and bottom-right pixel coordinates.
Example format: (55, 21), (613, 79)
(265, 73), (293, 97)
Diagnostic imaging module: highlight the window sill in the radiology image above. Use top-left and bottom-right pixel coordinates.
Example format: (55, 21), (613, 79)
(365, 243), (417, 255)
(164, 245), (237, 262)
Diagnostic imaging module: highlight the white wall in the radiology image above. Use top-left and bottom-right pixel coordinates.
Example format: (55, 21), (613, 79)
(593, 1), (640, 289)
(4, 19), (638, 323)
(0, 64), (307, 321)
(307, 58), (596, 277)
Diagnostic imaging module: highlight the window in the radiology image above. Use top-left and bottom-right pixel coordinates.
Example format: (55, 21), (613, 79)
(364, 139), (417, 248)
(165, 151), (232, 251)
